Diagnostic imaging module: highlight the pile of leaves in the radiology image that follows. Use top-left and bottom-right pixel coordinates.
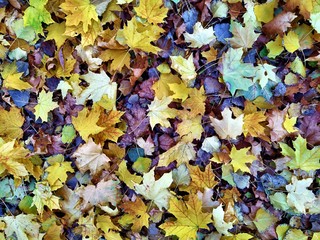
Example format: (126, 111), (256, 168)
(0, 0), (319, 239)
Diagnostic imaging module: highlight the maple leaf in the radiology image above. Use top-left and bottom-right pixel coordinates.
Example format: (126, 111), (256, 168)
(117, 17), (163, 53)
(23, 0), (54, 34)
(253, 208), (278, 233)
(253, 64), (280, 88)
(147, 97), (176, 129)
(202, 47), (218, 62)
(60, 0), (98, 33)
(57, 186), (82, 224)
(266, 35), (284, 58)
(119, 197), (149, 232)
(285, 0), (313, 19)
(116, 160), (142, 189)
(96, 214), (120, 236)
(187, 164), (218, 192)
(279, 135), (320, 172)
(46, 161), (74, 190)
(32, 181), (61, 215)
(210, 108), (244, 140)
(0, 107), (24, 140)
(160, 195), (212, 240)
(243, 111), (268, 139)
(134, 0), (168, 24)
(254, 0), (278, 23)
(72, 138), (110, 175)
(0, 139), (29, 182)
(77, 70), (117, 106)
(184, 22), (216, 48)
(182, 86), (206, 117)
(267, 109), (287, 142)
(168, 82), (190, 101)
(177, 115), (203, 142)
(46, 22), (69, 48)
(228, 21), (260, 50)
(0, 214), (40, 240)
(77, 209), (101, 239)
(1, 61), (31, 89)
(286, 176), (316, 214)
(64, 19), (102, 47)
(34, 90), (59, 122)
(219, 48), (255, 95)
(212, 204), (233, 236)
(99, 49), (130, 72)
(283, 31), (300, 53)
(170, 55), (197, 86)
(262, 11), (297, 36)
(76, 179), (120, 210)
(72, 108), (105, 142)
(158, 141), (196, 167)
(134, 168), (172, 209)
(229, 146), (256, 173)
(93, 110), (124, 144)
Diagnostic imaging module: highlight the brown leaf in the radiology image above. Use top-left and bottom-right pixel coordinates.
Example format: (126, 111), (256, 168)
(262, 12), (297, 36)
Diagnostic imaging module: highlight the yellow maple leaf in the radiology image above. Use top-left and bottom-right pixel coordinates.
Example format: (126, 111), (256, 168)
(72, 138), (110, 175)
(60, 0), (98, 33)
(160, 195), (212, 240)
(168, 82), (190, 102)
(93, 110), (124, 144)
(170, 55), (197, 86)
(283, 114), (297, 133)
(158, 141), (196, 167)
(147, 96), (176, 129)
(117, 17), (163, 53)
(116, 160), (142, 189)
(187, 164), (218, 192)
(64, 19), (102, 47)
(182, 86), (206, 117)
(32, 181), (61, 215)
(119, 197), (149, 232)
(202, 47), (218, 62)
(1, 62), (32, 90)
(46, 161), (74, 190)
(0, 139), (29, 182)
(46, 22), (69, 48)
(72, 107), (105, 142)
(77, 209), (101, 239)
(229, 146), (256, 173)
(152, 72), (181, 99)
(210, 108), (244, 140)
(0, 107), (24, 140)
(134, 0), (168, 24)
(34, 90), (59, 122)
(283, 31), (300, 53)
(176, 115), (203, 142)
(96, 214), (120, 236)
(3, 72), (32, 90)
(266, 35), (284, 58)
(99, 49), (130, 72)
(254, 0), (278, 23)
(243, 112), (268, 139)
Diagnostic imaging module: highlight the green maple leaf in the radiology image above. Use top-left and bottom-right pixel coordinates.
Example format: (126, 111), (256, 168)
(219, 48), (255, 95)
(23, 0), (54, 34)
(279, 135), (320, 172)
